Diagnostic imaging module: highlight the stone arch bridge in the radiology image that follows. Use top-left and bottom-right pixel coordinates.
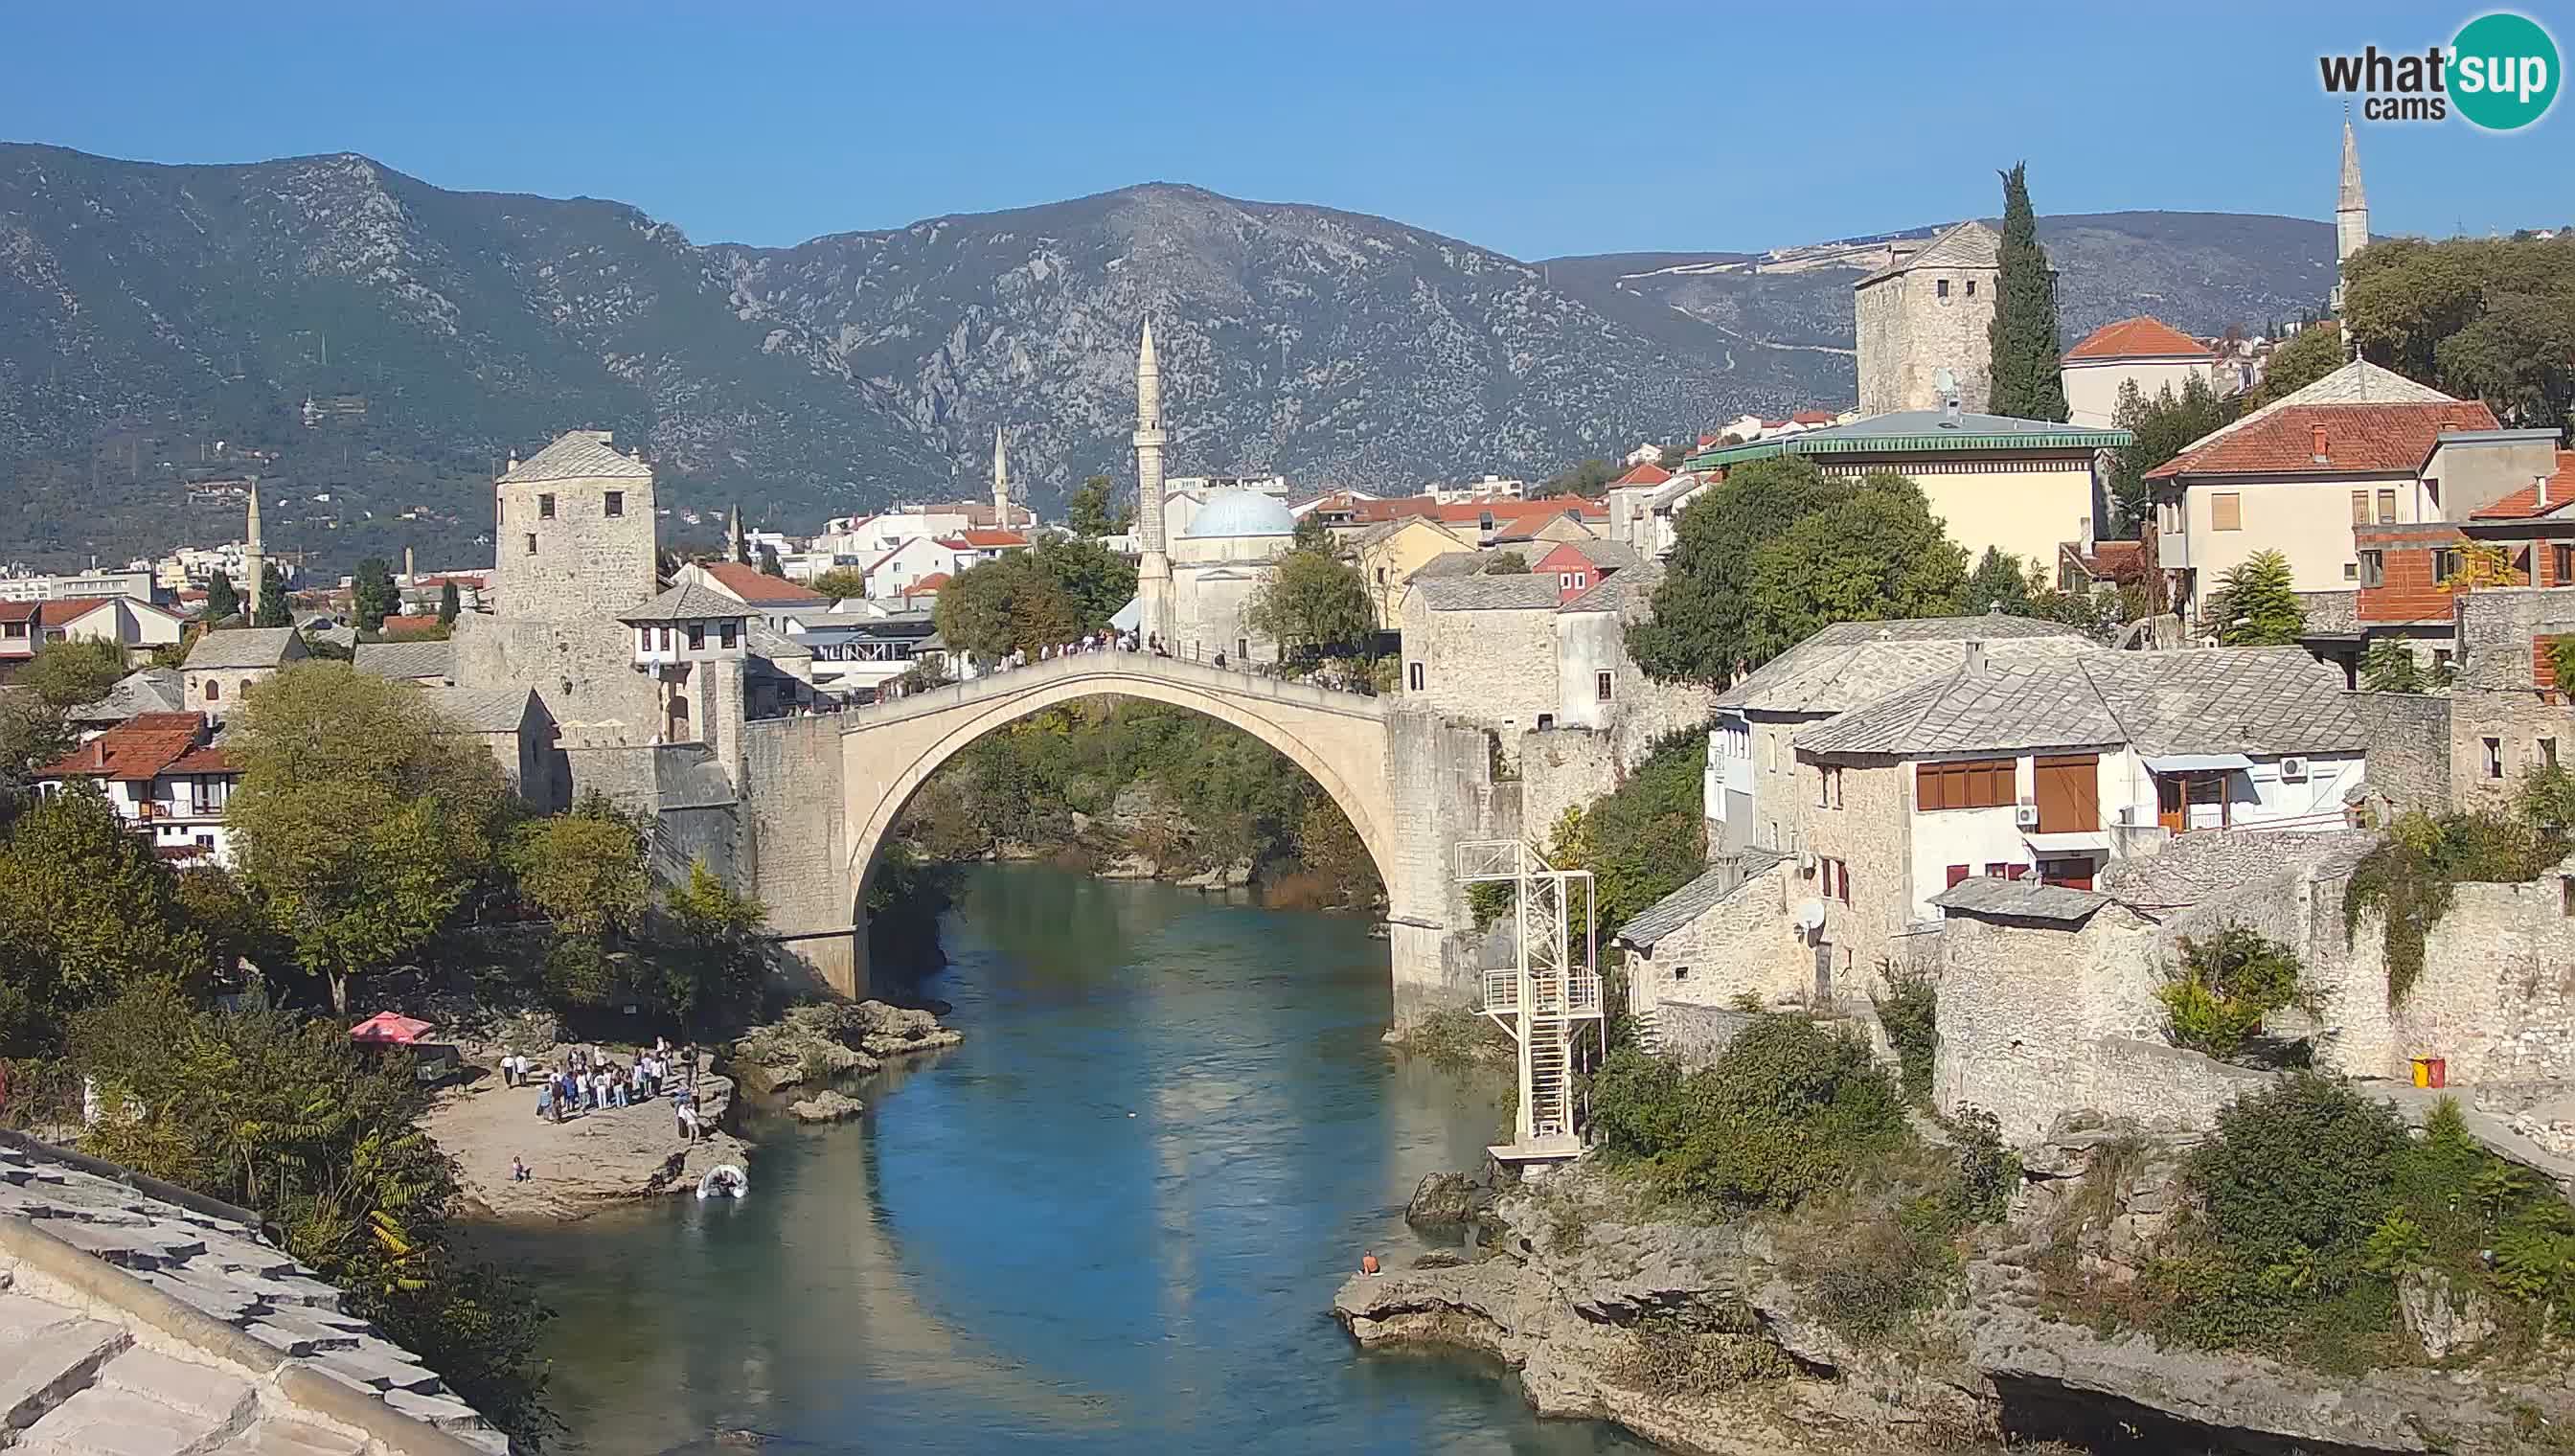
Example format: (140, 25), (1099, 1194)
(736, 652), (1496, 1023)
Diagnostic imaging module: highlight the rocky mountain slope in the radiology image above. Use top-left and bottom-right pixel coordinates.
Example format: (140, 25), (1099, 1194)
(0, 143), (2338, 571)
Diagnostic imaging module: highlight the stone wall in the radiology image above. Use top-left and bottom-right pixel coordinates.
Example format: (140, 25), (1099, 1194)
(1397, 593), (1563, 755)
(2354, 690), (2452, 818)
(737, 717), (851, 992)
(1805, 757), (1915, 990)
(2324, 863), (2575, 1084)
(1629, 858), (1809, 1012)
(451, 613), (660, 749)
(1856, 265), (1996, 416)
(1384, 703), (1520, 1020)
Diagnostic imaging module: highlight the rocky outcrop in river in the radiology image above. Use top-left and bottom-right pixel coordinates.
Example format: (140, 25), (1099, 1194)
(727, 1000), (963, 1096)
(1336, 1141), (2575, 1455)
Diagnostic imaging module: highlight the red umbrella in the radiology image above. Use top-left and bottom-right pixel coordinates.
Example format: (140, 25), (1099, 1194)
(349, 1012), (436, 1046)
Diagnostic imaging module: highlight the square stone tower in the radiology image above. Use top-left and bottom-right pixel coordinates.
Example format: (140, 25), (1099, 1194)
(1854, 221), (2002, 415)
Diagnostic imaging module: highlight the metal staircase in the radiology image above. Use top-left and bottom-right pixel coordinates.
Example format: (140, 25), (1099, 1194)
(1458, 838), (1603, 1163)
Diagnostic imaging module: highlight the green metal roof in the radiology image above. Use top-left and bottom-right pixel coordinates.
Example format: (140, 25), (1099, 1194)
(1686, 409), (2131, 471)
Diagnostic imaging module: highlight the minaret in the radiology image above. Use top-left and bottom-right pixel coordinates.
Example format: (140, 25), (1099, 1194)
(2333, 115), (2368, 317)
(1132, 319), (1174, 646)
(239, 481), (263, 625)
(991, 425), (1011, 528)
(727, 503), (746, 564)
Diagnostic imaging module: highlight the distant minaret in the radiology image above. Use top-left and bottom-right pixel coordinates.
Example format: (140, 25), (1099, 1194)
(991, 425), (1012, 528)
(240, 481), (263, 624)
(1132, 319), (1173, 645)
(2333, 115), (2368, 317)
(402, 544), (416, 584)
(727, 503), (746, 564)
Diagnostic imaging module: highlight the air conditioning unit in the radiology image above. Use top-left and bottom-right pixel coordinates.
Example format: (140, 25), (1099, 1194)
(2280, 757), (2311, 781)
(2015, 804), (2040, 828)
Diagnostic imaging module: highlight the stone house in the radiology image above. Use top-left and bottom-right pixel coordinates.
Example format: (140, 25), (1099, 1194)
(1684, 408), (2129, 580)
(1704, 614), (2097, 856)
(417, 684), (563, 811)
(352, 638), (455, 685)
(1614, 852), (1805, 1015)
(1397, 576), (1565, 742)
(179, 626), (308, 720)
(679, 559), (832, 634)
(1854, 220), (2001, 415)
(2356, 587), (2575, 819)
(34, 710), (241, 866)
(1352, 515), (1471, 628)
(2059, 315), (2216, 429)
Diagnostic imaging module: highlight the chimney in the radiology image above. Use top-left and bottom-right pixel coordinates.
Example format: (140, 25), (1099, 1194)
(2310, 423), (2330, 464)
(2541, 470), (2554, 510)
(1964, 641), (1988, 676)
(1942, 391), (1961, 429)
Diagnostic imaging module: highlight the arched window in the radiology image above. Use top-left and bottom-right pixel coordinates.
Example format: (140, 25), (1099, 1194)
(205, 680), (220, 701)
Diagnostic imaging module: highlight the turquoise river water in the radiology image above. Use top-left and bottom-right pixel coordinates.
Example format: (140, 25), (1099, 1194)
(479, 865), (1646, 1454)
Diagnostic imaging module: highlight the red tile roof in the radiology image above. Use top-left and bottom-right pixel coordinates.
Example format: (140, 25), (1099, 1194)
(1609, 463), (1672, 488)
(2064, 316), (2214, 362)
(948, 529), (1028, 549)
(166, 745), (238, 775)
(2062, 538), (2149, 582)
(1789, 409), (1836, 426)
(2469, 452), (2575, 520)
(697, 561), (827, 604)
(2146, 401), (2500, 480)
(36, 712), (212, 782)
(376, 614), (441, 634)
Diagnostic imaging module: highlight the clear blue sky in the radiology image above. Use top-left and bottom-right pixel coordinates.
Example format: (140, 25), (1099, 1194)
(3, 1), (2559, 258)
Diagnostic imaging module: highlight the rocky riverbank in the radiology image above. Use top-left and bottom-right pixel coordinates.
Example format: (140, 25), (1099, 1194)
(724, 999), (964, 1096)
(425, 1068), (750, 1221)
(1336, 1137), (2575, 1456)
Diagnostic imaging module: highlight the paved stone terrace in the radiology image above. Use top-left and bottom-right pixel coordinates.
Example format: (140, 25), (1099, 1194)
(0, 1133), (505, 1455)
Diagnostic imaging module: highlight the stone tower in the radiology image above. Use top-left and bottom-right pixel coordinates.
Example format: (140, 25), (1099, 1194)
(991, 425), (1011, 527)
(1853, 221), (2002, 415)
(1132, 319), (1174, 645)
(239, 480), (263, 622)
(2332, 116), (2369, 316)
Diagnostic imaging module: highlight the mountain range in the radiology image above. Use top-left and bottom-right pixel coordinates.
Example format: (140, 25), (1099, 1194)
(0, 143), (2341, 571)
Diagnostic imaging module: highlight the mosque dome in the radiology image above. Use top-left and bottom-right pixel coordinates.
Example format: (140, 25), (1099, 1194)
(1181, 489), (1297, 539)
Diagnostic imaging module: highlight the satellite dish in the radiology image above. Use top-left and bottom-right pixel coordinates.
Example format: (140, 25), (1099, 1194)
(1933, 367), (1958, 395)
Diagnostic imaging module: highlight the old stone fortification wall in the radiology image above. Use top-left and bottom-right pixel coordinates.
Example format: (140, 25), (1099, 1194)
(738, 717), (850, 979)
(1398, 598), (1563, 757)
(1385, 704), (1519, 1021)
(450, 613), (658, 747)
(1856, 266), (1995, 416)
(2325, 867), (2575, 1084)
(2354, 691), (2452, 818)
(1516, 674), (1719, 850)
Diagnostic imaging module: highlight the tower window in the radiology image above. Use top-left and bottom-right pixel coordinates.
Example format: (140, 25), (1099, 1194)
(605, 491), (625, 518)
(205, 680), (219, 701)
(718, 622), (737, 649)
(1966, 280), (1977, 298)
(524, 534), (538, 556)
(1596, 670), (1613, 703)
(1936, 279), (1951, 300)
(538, 493), (556, 520)
(1407, 661), (1424, 692)
(688, 624), (705, 650)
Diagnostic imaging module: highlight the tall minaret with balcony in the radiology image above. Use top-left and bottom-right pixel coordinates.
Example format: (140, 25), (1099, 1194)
(239, 481), (264, 624)
(2332, 116), (2369, 317)
(991, 425), (1012, 528)
(1133, 320), (1174, 646)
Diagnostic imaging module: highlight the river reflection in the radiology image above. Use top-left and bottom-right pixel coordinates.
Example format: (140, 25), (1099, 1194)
(475, 866), (1643, 1454)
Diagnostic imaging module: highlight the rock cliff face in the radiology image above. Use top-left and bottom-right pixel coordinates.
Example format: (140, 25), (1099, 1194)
(1335, 1149), (2575, 1456)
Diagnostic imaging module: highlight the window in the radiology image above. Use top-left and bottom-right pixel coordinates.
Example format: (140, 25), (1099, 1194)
(604, 491), (624, 518)
(2211, 492), (2243, 531)
(637, 627), (651, 653)
(1375, 567), (1385, 583)
(1672, 964), (1692, 981)
(1946, 864), (1970, 888)
(2434, 548), (2462, 583)
(2564, 876), (2575, 919)
(538, 493), (556, 520)
(2435, 648), (2455, 674)
(2555, 544), (2572, 584)
(2544, 738), (2560, 769)
(1917, 758), (2015, 810)
(2359, 550), (2384, 587)
(1595, 670), (1613, 703)
(1936, 278), (1951, 299)
(524, 533), (537, 556)
(2377, 489), (2398, 524)
(2344, 562), (2359, 580)
(204, 680), (219, 701)
(1965, 280), (1977, 298)
(1826, 859), (1853, 905)
(718, 622), (738, 649)
(1818, 764), (1844, 808)
(2351, 490), (2371, 526)
(2486, 737), (2505, 780)
(1407, 661), (1424, 692)
(1236, 637), (1249, 661)
(687, 624), (706, 650)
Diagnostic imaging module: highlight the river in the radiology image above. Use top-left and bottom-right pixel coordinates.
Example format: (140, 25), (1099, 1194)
(479, 864), (1645, 1454)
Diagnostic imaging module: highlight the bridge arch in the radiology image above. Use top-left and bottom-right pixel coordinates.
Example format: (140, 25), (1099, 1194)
(837, 655), (1399, 951)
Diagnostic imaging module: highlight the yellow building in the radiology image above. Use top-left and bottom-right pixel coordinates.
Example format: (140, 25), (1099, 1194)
(1352, 515), (1471, 627)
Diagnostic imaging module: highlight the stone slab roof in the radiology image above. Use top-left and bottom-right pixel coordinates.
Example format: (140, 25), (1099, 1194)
(1797, 646), (2363, 760)
(1715, 614), (2096, 716)
(1930, 875), (2113, 924)
(1802, 644), (2359, 762)
(1857, 220), (2000, 285)
(747, 623), (812, 661)
(498, 429), (650, 486)
(620, 580), (754, 625)
(1615, 852), (1789, 950)
(0, 1130), (504, 1454)
(353, 640), (454, 683)
(183, 626), (302, 671)
(70, 669), (183, 723)
(415, 686), (537, 735)
(1558, 561), (1664, 615)
(1415, 576), (1564, 612)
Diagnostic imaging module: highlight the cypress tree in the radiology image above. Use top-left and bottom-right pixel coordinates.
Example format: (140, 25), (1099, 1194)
(253, 561), (293, 627)
(437, 580), (461, 626)
(1987, 162), (2069, 421)
(204, 571), (239, 623)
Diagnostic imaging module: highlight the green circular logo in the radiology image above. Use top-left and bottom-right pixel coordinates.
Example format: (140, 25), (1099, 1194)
(2452, 11), (2560, 130)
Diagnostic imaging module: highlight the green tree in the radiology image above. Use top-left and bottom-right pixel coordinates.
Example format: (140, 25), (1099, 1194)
(436, 580), (460, 626)
(657, 860), (769, 1028)
(226, 664), (513, 1012)
(352, 557), (398, 635)
(1542, 458), (1621, 498)
(1987, 162), (2069, 421)
(0, 784), (209, 1056)
(2205, 549), (2306, 646)
(2345, 233), (2575, 425)
(204, 570), (239, 624)
(809, 567), (871, 601)
(1628, 457), (1850, 686)
(18, 637), (127, 710)
(2107, 374), (2236, 532)
(2246, 322), (2344, 407)
(1738, 474), (1970, 663)
(1291, 512), (1333, 553)
(0, 694), (75, 828)
(1243, 545), (1375, 661)
(933, 553), (1079, 659)
(509, 803), (649, 940)
(1965, 547), (2032, 615)
(2159, 926), (2304, 1058)
(2359, 639), (2428, 694)
(1066, 475), (1131, 538)
(1032, 535), (1138, 633)
(253, 560), (292, 627)
(1483, 551), (1530, 575)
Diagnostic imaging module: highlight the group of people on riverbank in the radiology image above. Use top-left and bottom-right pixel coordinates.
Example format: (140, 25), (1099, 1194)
(504, 1040), (705, 1138)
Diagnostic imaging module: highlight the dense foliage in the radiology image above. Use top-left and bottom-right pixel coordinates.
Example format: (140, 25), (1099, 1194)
(2158, 926), (2304, 1058)
(932, 540), (1137, 658)
(2245, 322), (2344, 408)
(2359, 639), (2445, 694)
(1987, 163), (2070, 421)
(1066, 475), (1130, 538)
(2107, 373), (2234, 533)
(204, 569), (239, 623)
(1242, 544), (1374, 660)
(1872, 963), (1939, 1104)
(2344, 809), (2564, 1005)
(2205, 549), (2306, 645)
(352, 556), (399, 634)
(2345, 233), (2575, 427)
(0, 785), (209, 1057)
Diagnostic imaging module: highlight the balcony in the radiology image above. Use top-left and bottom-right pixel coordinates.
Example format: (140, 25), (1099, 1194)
(1480, 967), (1605, 1019)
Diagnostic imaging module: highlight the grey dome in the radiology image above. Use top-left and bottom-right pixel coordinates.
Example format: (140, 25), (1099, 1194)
(1182, 489), (1297, 539)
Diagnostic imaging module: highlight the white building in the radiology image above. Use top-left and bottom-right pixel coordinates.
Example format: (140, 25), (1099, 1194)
(0, 566), (158, 604)
(2060, 316), (2218, 429)
(34, 711), (242, 866)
